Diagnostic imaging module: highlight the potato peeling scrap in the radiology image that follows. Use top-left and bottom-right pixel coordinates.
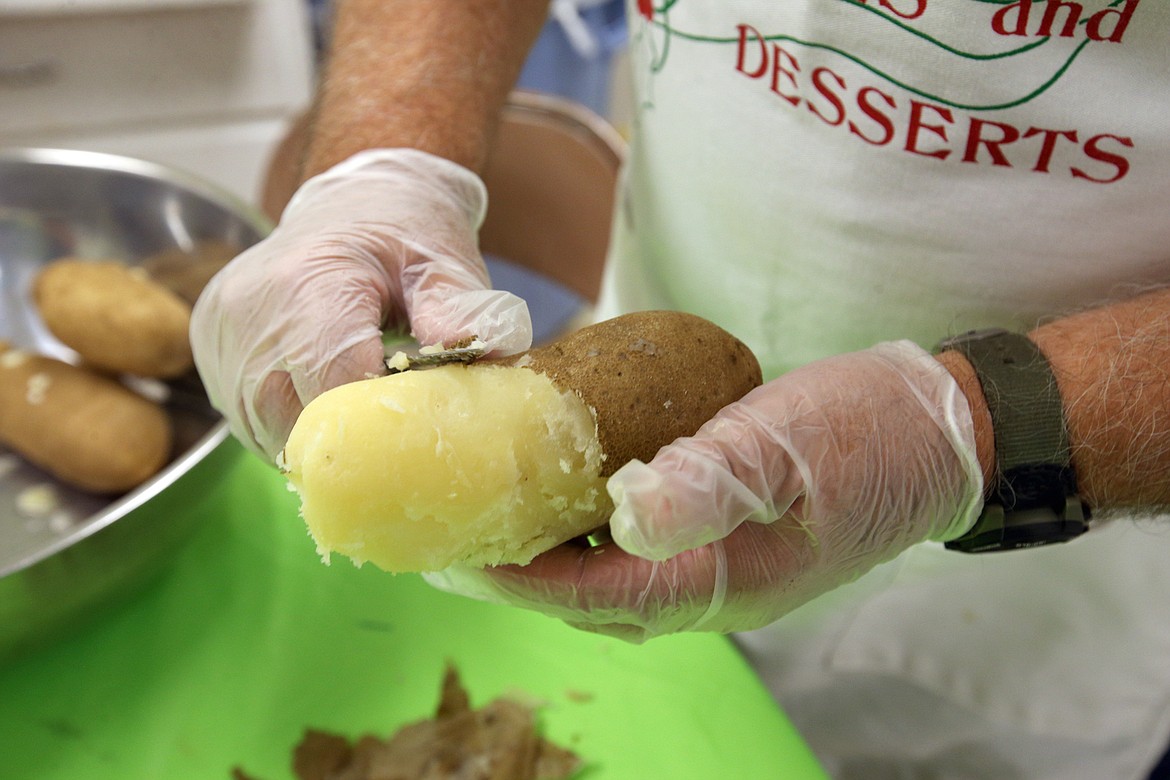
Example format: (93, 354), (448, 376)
(232, 666), (582, 780)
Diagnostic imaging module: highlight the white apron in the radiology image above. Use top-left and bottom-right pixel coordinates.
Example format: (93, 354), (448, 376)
(597, 2), (1170, 777)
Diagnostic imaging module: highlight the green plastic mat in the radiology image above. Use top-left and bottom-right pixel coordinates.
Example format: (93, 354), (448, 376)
(0, 442), (826, 779)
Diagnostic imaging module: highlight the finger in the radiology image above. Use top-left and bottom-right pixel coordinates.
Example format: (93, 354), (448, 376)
(608, 437), (781, 563)
(250, 370), (301, 463)
(480, 540), (729, 639)
(298, 333), (389, 398)
(247, 334), (387, 462)
(563, 620), (653, 643)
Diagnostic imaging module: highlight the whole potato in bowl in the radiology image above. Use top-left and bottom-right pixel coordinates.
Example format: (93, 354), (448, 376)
(33, 258), (195, 379)
(0, 341), (173, 494)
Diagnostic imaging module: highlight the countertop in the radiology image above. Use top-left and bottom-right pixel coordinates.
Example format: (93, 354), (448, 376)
(0, 441), (826, 779)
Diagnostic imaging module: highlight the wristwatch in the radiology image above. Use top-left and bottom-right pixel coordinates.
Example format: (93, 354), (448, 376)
(936, 329), (1090, 553)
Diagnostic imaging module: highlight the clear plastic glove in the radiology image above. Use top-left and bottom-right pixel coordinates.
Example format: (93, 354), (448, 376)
(427, 341), (983, 642)
(190, 148), (532, 461)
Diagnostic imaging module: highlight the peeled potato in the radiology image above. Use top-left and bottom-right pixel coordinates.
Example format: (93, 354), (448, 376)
(0, 341), (173, 494)
(282, 311), (762, 573)
(33, 258), (194, 378)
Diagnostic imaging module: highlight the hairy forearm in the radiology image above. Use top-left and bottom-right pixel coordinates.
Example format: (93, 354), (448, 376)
(939, 286), (1170, 512)
(303, 0), (550, 178)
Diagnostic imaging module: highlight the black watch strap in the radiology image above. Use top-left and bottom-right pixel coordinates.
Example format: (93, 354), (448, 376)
(938, 329), (1090, 553)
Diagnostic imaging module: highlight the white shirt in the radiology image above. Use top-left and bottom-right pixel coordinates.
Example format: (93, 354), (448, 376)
(599, 2), (1170, 777)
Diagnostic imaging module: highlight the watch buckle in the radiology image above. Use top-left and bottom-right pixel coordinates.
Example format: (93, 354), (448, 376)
(944, 497), (1090, 554)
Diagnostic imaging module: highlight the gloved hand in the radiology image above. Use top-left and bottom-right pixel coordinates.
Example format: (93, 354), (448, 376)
(190, 148), (532, 461)
(427, 341), (984, 642)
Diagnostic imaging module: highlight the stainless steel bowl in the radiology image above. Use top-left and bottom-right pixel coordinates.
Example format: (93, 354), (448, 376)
(0, 148), (269, 662)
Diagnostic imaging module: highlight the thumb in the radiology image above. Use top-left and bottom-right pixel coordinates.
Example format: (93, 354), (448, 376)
(411, 286), (533, 356)
(401, 255), (533, 356)
(608, 424), (785, 560)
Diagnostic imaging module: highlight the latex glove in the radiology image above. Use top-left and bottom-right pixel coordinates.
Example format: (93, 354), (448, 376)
(190, 148), (532, 461)
(427, 341), (983, 642)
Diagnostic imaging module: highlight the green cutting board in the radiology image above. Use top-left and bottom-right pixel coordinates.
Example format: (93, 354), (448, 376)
(0, 442), (826, 780)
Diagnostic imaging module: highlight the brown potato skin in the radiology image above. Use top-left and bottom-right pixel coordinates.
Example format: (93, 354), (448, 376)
(501, 311), (763, 476)
(140, 240), (240, 306)
(33, 258), (194, 378)
(0, 342), (173, 494)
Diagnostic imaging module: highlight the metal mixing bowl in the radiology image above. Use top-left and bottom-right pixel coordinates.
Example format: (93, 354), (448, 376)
(0, 148), (269, 662)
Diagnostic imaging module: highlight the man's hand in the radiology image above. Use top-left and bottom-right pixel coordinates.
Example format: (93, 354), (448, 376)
(190, 149), (532, 461)
(428, 341), (983, 641)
